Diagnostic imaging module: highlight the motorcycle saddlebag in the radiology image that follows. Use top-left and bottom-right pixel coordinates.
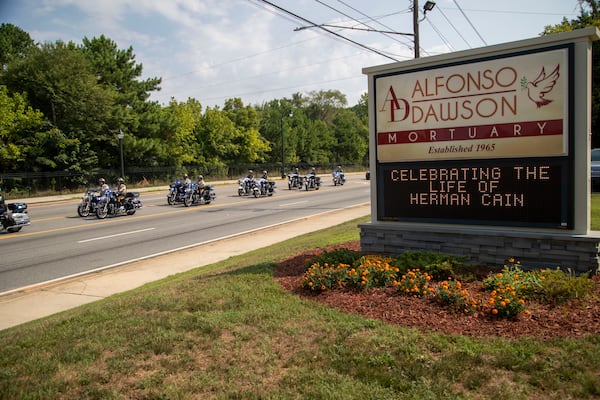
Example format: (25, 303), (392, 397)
(8, 202), (28, 212)
(9, 212), (30, 226)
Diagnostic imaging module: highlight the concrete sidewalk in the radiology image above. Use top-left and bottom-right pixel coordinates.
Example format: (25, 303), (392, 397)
(0, 203), (370, 331)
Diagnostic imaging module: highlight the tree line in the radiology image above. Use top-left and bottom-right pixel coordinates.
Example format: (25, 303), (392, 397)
(0, 24), (368, 190)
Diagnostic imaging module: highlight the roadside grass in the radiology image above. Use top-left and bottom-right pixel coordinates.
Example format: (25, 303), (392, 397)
(1, 216), (600, 399)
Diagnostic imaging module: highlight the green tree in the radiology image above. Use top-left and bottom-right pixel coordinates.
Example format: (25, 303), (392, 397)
(1, 41), (114, 145)
(223, 98), (270, 163)
(351, 92), (368, 126)
(196, 107), (239, 165)
(163, 98), (203, 166)
(223, 97), (260, 131)
(303, 89), (347, 123)
(331, 109), (368, 162)
(0, 85), (46, 172)
(79, 35), (169, 167)
(79, 35), (162, 130)
(0, 23), (35, 67)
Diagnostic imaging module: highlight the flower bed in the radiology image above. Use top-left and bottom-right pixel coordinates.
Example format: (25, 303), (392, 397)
(274, 241), (600, 339)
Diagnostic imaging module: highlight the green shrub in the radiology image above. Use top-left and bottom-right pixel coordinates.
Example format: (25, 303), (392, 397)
(529, 268), (595, 305)
(346, 255), (399, 289)
(484, 263), (596, 306)
(436, 279), (482, 315)
(305, 248), (361, 270)
(392, 251), (464, 280)
(302, 254), (399, 292)
(301, 262), (348, 292)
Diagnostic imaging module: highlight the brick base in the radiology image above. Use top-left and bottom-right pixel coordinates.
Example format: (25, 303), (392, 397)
(359, 223), (600, 274)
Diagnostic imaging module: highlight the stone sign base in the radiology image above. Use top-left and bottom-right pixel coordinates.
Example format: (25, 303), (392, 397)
(359, 223), (600, 274)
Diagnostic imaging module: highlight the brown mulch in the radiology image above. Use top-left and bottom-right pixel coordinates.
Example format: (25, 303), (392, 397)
(274, 241), (600, 339)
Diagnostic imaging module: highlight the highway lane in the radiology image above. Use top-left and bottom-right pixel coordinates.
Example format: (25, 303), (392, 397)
(0, 176), (370, 293)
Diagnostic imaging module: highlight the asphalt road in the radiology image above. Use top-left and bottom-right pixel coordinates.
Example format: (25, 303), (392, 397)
(0, 175), (370, 294)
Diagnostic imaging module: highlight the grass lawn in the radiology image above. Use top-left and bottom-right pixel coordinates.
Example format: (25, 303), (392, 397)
(1, 211), (600, 398)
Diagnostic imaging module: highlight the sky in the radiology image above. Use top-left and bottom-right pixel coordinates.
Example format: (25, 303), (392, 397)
(1, 0), (583, 109)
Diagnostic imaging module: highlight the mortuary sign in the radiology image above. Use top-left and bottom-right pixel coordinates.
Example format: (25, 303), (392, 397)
(373, 45), (573, 228)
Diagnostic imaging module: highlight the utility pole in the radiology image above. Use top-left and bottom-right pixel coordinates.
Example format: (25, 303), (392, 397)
(413, 0), (420, 58)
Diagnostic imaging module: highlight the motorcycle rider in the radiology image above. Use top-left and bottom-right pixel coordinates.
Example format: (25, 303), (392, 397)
(244, 169), (255, 193)
(183, 174), (191, 186)
(333, 165), (345, 183)
(98, 178), (109, 193)
(260, 170), (268, 185)
(259, 170), (269, 193)
(306, 167), (318, 188)
(289, 167), (300, 187)
(197, 175), (206, 190)
(115, 177), (127, 206)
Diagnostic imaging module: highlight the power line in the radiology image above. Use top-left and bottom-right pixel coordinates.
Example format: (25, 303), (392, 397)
(424, 18), (456, 52)
(254, 0), (400, 62)
(333, 0), (416, 55)
(316, 0), (414, 51)
(434, 4), (470, 49)
(453, 0), (487, 46)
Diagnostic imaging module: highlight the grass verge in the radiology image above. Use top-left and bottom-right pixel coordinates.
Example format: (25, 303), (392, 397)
(1, 216), (599, 399)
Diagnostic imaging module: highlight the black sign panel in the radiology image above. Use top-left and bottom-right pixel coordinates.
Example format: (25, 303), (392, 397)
(377, 158), (573, 228)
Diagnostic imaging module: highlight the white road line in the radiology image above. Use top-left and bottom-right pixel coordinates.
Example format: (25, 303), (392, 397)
(280, 201), (308, 206)
(78, 228), (155, 243)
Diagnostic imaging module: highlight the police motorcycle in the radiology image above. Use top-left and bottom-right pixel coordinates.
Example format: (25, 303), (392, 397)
(332, 170), (346, 186)
(77, 188), (101, 217)
(0, 188), (30, 233)
(238, 177), (259, 197)
(257, 178), (276, 197)
(167, 179), (189, 205)
(304, 171), (321, 191)
(183, 183), (216, 207)
(95, 189), (142, 219)
(287, 170), (303, 190)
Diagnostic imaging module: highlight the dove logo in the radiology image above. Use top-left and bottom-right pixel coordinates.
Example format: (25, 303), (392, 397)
(523, 65), (560, 108)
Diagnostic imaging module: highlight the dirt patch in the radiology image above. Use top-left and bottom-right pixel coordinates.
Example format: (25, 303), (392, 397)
(274, 241), (600, 339)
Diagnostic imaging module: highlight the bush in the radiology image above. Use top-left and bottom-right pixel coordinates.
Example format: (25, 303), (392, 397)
(483, 263), (595, 305)
(529, 268), (595, 305)
(436, 279), (479, 314)
(301, 262), (348, 292)
(301, 254), (398, 292)
(305, 248), (361, 269)
(392, 251), (464, 281)
(346, 255), (399, 289)
(394, 269), (433, 297)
